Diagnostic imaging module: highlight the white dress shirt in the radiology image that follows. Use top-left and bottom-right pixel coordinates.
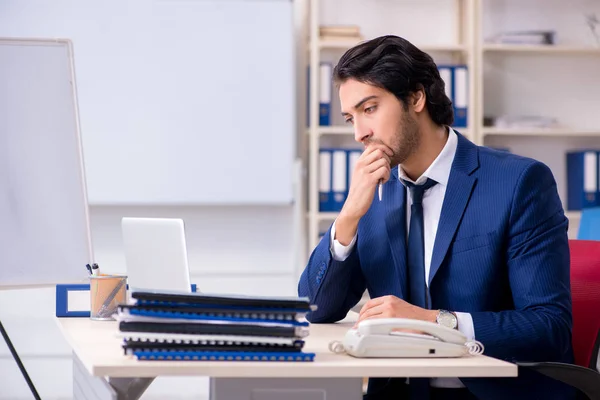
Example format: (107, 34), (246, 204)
(330, 128), (474, 388)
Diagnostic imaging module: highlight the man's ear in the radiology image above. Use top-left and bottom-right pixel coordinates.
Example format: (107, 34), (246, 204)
(411, 86), (426, 113)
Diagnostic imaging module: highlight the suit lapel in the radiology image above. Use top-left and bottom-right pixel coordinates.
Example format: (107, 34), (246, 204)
(428, 133), (479, 286)
(384, 167), (409, 298)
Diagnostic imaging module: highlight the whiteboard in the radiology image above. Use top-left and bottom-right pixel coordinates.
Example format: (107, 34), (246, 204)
(0, 0), (296, 205)
(0, 39), (93, 287)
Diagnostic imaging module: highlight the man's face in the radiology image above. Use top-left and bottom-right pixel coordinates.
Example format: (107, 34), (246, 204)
(339, 79), (420, 168)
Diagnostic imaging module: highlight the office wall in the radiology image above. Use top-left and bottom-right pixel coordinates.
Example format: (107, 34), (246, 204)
(1, 1), (597, 399)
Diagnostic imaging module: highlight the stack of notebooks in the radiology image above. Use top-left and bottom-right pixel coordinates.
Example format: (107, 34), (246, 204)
(115, 290), (316, 362)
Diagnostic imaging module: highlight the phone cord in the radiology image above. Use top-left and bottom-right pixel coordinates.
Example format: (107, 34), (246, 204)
(466, 340), (485, 355)
(328, 340), (346, 354)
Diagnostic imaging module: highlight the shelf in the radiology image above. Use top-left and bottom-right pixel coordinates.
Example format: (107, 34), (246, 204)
(482, 127), (600, 137)
(309, 126), (471, 138)
(483, 44), (600, 55)
(317, 39), (468, 53)
(307, 126), (354, 135)
(315, 211), (581, 222)
(314, 212), (339, 221)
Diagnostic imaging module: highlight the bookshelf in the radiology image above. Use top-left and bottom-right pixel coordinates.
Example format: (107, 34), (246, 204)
(476, 0), (600, 240)
(303, 0), (598, 257)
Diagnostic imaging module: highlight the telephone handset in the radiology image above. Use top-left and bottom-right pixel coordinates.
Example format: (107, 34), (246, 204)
(329, 318), (484, 358)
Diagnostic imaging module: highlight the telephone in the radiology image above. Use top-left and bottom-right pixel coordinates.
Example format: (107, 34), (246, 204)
(329, 318), (484, 358)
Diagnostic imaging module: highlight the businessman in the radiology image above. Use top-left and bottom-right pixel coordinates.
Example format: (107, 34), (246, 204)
(298, 35), (574, 400)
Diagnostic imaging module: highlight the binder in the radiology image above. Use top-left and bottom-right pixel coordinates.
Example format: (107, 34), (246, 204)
(331, 149), (347, 210)
(438, 66), (452, 107)
(55, 283), (197, 317)
(567, 150), (600, 211)
(453, 65), (468, 128)
(131, 289), (313, 311)
(319, 62), (332, 126)
(129, 349), (315, 362)
(578, 207), (600, 240)
(122, 338), (305, 353)
(319, 149), (333, 211)
(347, 149), (361, 187)
(118, 304), (308, 322)
(117, 331), (301, 346)
(306, 62), (332, 126)
(118, 321), (308, 338)
(319, 148), (348, 212)
(117, 307), (309, 327)
(438, 65), (468, 128)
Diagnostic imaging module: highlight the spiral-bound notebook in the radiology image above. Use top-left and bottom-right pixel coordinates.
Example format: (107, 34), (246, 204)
(117, 305), (308, 324)
(122, 337), (305, 354)
(120, 335), (314, 362)
(119, 320), (309, 338)
(129, 349), (315, 362)
(117, 331), (302, 346)
(131, 289), (315, 311)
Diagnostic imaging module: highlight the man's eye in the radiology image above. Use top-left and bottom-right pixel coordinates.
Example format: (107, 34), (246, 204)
(345, 118), (354, 124)
(365, 106), (376, 114)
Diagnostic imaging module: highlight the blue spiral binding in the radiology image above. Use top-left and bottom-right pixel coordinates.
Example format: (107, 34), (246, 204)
(126, 308), (309, 326)
(133, 350), (315, 362)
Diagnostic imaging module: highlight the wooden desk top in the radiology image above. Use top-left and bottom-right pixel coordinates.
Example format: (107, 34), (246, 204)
(56, 316), (518, 379)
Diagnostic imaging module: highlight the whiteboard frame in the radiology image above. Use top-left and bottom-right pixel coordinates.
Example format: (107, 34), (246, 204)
(0, 37), (95, 288)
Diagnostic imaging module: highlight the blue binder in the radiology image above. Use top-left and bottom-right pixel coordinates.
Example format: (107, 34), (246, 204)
(306, 62), (332, 126)
(130, 349), (315, 362)
(452, 65), (468, 128)
(578, 207), (600, 240)
(566, 150), (600, 211)
(438, 65), (468, 128)
(319, 148), (347, 211)
(55, 283), (197, 317)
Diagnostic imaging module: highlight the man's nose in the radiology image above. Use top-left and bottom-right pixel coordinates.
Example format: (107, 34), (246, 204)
(354, 120), (372, 144)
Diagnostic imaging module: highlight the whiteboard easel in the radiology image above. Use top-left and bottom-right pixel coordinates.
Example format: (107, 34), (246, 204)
(0, 38), (93, 289)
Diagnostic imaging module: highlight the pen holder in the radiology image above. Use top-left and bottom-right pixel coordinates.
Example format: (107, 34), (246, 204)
(90, 275), (127, 321)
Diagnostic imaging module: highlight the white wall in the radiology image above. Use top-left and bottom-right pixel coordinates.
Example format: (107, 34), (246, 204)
(1, 0), (598, 399)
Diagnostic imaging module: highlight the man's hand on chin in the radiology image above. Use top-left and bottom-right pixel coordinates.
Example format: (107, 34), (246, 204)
(353, 295), (438, 330)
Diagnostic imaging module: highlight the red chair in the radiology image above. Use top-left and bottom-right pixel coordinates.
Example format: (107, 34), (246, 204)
(518, 239), (600, 399)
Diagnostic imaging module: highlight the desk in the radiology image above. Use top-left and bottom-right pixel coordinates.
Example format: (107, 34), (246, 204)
(56, 316), (518, 400)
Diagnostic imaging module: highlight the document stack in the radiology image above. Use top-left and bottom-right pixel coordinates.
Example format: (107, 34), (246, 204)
(115, 290), (316, 362)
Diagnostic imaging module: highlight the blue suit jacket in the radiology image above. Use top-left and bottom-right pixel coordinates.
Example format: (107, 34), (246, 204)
(298, 132), (575, 399)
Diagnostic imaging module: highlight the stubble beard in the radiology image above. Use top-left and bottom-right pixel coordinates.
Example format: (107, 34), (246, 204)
(390, 113), (420, 168)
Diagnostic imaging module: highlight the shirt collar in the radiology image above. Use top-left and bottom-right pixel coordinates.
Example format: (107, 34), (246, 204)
(397, 127), (458, 187)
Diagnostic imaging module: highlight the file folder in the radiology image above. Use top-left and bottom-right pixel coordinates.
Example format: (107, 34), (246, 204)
(319, 149), (333, 211)
(331, 149), (347, 210)
(438, 66), (452, 106)
(567, 150), (600, 210)
(319, 62), (332, 126)
(306, 62), (332, 126)
(347, 149), (362, 186)
(453, 65), (468, 128)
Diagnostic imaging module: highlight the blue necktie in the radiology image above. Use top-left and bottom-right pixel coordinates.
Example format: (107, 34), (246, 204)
(403, 177), (438, 309)
(402, 177), (438, 399)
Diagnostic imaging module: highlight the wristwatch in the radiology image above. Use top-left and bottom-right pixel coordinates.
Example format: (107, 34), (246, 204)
(436, 309), (458, 330)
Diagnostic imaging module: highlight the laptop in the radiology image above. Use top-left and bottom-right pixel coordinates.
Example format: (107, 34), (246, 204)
(121, 217), (192, 293)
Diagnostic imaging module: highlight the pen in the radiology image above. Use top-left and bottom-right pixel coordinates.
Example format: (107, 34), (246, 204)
(378, 179), (383, 201)
(91, 263), (99, 276)
(85, 264), (92, 275)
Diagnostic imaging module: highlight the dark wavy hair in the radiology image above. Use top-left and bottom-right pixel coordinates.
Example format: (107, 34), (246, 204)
(333, 35), (454, 126)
